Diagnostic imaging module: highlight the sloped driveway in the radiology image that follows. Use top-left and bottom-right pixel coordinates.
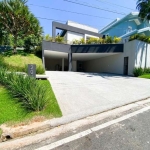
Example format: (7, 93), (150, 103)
(46, 71), (150, 117)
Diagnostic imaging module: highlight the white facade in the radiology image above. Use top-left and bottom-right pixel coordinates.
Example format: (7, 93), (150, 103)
(67, 21), (98, 33)
(64, 21), (99, 44)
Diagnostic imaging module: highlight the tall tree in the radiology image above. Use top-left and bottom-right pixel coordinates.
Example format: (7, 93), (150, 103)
(137, 0), (150, 20)
(0, 0), (42, 53)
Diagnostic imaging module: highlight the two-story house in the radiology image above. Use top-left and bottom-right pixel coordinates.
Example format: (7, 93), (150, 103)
(99, 12), (150, 42)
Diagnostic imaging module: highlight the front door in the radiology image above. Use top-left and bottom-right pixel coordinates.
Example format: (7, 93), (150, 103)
(124, 57), (128, 75)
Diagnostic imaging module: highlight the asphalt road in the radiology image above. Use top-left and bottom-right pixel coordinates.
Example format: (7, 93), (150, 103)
(20, 107), (150, 150)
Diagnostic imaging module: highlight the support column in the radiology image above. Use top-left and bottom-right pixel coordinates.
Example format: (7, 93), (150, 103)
(52, 24), (56, 38)
(62, 58), (64, 71)
(68, 53), (72, 71)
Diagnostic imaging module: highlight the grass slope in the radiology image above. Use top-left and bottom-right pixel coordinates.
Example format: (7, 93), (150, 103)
(139, 74), (150, 79)
(1, 54), (44, 74)
(0, 80), (62, 125)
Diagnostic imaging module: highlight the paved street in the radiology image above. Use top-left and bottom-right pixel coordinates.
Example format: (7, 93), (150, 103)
(19, 106), (150, 150)
(46, 71), (150, 117)
(53, 109), (150, 150)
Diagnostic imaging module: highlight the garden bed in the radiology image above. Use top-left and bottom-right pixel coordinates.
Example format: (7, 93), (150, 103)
(0, 80), (62, 125)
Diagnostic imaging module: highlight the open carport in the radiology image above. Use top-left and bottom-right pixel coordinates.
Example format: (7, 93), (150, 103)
(42, 41), (124, 74)
(46, 71), (150, 117)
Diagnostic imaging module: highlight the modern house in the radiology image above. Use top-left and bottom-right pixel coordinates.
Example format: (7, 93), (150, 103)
(42, 19), (150, 76)
(99, 12), (150, 42)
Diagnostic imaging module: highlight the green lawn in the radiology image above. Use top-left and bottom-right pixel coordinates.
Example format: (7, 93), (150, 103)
(0, 80), (62, 125)
(139, 74), (150, 79)
(0, 54), (44, 74)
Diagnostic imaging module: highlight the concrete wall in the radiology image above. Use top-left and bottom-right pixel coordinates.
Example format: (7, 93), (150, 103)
(83, 40), (150, 76)
(45, 58), (68, 71)
(84, 54), (124, 75)
(72, 61), (77, 72)
(83, 41), (135, 75)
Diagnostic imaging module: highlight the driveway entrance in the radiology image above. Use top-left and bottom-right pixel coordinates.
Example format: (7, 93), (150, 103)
(46, 71), (150, 116)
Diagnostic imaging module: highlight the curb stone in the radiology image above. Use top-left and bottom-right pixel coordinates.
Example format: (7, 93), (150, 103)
(1, 96), (150, 142)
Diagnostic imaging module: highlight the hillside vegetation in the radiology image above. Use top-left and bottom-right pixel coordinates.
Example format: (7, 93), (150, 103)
(0, 52), (45, 74)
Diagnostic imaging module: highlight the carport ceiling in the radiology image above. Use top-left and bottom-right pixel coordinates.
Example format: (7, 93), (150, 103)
(44, 50), (120, 61)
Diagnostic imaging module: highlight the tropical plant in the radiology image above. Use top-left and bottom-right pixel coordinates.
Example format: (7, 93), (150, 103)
(55, 36), (64, 43)
(86, 37), (98, 44)
(0, 67), (48, 111)
(44, 34), (53, 41)
(129, 34), (150, 43)
(113, 36), (121, 43)
(137, 0), (150, 20)
(105, 36), (113, 44)
(79, 38), (85, 44)
(133, 67), (144, 77)
(73, 39), (80, 45)
(0, 0), (43, 53)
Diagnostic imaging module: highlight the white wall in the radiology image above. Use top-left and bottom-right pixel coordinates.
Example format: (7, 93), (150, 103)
(134, 40), (150, 68)
(84, 54), (124, 75)
(67, 21), (98, 33)
(66, 31), (84, 44)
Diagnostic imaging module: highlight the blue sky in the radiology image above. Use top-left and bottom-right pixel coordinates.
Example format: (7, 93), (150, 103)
(27, 0), (137, 35)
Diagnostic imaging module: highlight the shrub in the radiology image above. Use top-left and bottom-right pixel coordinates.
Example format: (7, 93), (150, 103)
(129, 34), (150, 44)
(133, 67), (144, 77)
(105, 36), (113, 44)
(79, 38), (85, 44)
(55, 36), (64, 43)
(0, 68), (48, 111)
(144, 68), (150, 74)
(73, 39), (80, 45)
(113, 36), (121, 43)
(87, 37), (99, 44)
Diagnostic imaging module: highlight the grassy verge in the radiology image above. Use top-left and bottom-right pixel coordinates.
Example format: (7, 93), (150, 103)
(0, 54), (44, 74)
(139, 74), (150, 79)
(0, 80), (62, 125)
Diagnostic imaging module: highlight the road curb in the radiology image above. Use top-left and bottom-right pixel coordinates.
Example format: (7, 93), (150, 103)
(1, 96), (150, 142)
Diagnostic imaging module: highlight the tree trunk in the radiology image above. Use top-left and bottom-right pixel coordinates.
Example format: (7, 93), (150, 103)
(13, 36), (17, 54)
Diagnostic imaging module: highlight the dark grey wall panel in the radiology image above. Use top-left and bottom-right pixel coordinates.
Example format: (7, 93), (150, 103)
(42, 41), (71, 53)
(71, 44), (124, 53)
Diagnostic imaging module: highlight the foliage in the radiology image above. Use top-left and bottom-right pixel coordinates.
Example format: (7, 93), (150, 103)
(73, 39), (80, 45)
(55, 36), (65, 43)
(0, 54), (45, 74)
(0, 80), (62, 125)
(137, 0), (150, 21)
(86, 37), (98, 44)
(105, 36), (113, 44)
(133, 67), (144, 77)
(0, 68), (48, 111)
(129, 34), (150, 43)
(0, 0), (43, 53)
(132, 67), (150, 77)
(24, 34), (42, 53)
(113, 36), (122, 43)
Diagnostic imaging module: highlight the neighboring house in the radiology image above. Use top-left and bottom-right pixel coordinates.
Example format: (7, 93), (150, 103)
(99, 12), (150, 42)
(42, 20), (150, 76)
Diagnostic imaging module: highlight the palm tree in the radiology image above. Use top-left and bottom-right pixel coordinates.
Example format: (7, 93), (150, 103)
(0, 0), (42, 53)
(137, 0), (150, 20)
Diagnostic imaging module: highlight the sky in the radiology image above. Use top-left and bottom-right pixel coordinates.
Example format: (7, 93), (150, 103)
(27, 0), (137, 35)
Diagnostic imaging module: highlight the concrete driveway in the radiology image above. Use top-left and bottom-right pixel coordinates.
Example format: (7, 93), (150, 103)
(46, 71), (150, 117)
